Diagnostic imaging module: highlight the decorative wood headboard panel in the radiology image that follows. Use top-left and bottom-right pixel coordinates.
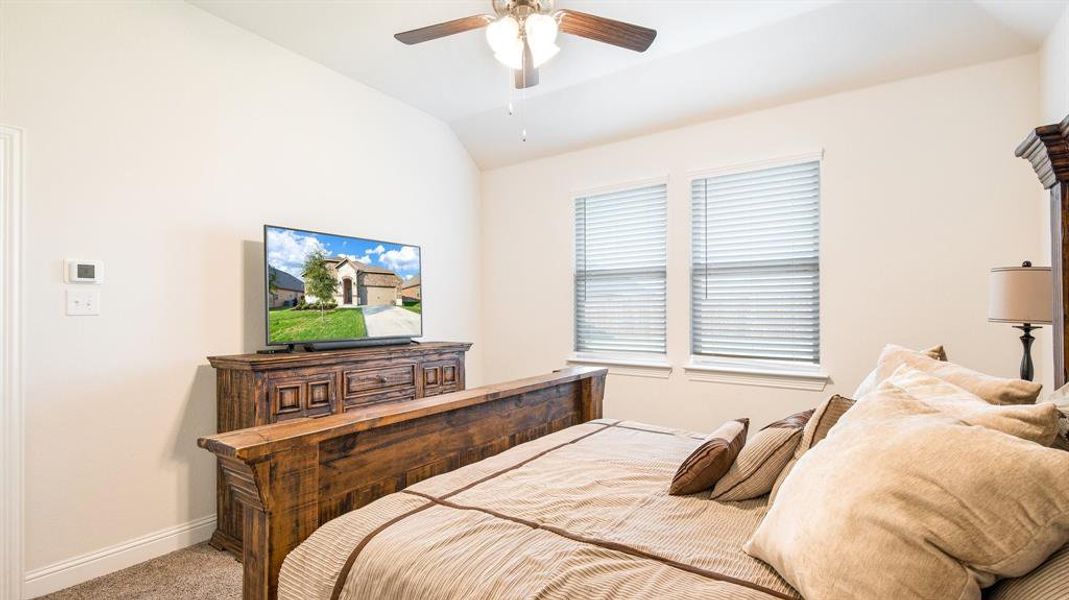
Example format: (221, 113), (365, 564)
(199, 366), (607, 600)
(1015, 114), (1069, 387)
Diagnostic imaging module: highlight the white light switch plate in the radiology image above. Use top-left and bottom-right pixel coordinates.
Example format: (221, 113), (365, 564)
(66, 289), (100, 316)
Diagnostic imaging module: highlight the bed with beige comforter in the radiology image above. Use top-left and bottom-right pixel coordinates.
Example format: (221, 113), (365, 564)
(277, 419), (800, 600)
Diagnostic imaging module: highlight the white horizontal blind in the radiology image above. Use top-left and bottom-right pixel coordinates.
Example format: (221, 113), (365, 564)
(691, 160), (820, 363)
(575, 183), (667, 355)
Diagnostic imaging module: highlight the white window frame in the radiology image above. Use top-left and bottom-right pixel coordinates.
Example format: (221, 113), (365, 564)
(567, 176), (672, 378)
(685, 152), (828, 390)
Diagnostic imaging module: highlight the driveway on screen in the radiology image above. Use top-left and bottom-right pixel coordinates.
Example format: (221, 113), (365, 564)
(362, 305), (421, 337)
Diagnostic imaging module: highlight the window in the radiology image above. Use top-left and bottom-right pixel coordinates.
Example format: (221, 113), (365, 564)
(574, 183), (667, 356)
(691, 160), (820, 365)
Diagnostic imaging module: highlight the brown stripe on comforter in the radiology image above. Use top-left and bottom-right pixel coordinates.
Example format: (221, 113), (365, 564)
(278, 419), (799, 600)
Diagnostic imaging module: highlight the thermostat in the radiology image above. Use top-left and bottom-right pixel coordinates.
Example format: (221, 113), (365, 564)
(65, 260), (102, 283)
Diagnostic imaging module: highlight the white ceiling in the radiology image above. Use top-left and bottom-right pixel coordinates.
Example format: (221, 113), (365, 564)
(190, 0), (1067, 169)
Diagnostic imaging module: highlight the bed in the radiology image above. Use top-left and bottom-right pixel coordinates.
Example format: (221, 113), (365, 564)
(280, 419), (797, 600)
(199, 367), (800, 600)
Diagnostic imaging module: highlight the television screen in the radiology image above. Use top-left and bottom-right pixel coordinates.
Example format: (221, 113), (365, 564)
(264, 225), (422, 346)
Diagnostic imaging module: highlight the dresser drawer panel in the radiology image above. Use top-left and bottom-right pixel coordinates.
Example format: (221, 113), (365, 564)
(268, 375), (335, 421)
(271, 380), (304, 419)
(423, 383), (458, 398)
(423, 365), (440, 387)
(421, 360), (461, 393)
(442, 364), (458, 385)
(343, 386), (417, 411)
(344, 364), (416, 396)
(304, 375), (335, 418)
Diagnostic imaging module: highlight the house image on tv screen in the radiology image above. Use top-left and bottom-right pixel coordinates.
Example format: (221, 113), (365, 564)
(310, 257), (405, 307)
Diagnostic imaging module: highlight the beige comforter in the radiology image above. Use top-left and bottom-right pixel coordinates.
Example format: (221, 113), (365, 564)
(278, 419), (799, 600)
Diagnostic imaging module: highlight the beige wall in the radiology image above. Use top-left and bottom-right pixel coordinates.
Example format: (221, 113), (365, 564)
(1041, 6), (1069, 122)
(481, 55), (1044, 433)
(0, 0), (482, 585)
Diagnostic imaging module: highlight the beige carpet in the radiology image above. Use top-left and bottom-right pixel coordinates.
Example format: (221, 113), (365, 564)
(37, 543), (241, 599)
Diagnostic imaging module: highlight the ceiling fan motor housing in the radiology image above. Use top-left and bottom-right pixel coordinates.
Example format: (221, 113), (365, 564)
(494, 0), (554, 18)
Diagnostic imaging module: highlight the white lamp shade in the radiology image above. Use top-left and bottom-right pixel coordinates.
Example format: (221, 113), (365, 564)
(989, 265), (1053, 324)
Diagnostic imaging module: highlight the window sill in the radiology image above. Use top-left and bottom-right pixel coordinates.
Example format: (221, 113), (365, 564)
(566, 354), (672, 379)
(684, 359), (829, 391)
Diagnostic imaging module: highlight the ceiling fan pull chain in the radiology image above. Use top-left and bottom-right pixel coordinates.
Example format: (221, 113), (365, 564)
(520, 84), (528, 142)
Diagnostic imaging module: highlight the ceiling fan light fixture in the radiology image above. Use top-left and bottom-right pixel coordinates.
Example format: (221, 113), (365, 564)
(524, 13), (559, 67)
(486, 16), (523, 69)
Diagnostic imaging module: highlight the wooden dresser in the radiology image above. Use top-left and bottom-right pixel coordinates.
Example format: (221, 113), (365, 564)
(206, 341), (472, 556)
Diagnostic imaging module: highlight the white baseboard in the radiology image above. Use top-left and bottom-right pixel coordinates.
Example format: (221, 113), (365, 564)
(23, 515), (216, 599)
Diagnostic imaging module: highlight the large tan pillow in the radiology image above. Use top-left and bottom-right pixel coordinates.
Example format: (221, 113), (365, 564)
(769, 395), (854, 501)
(873, 343), (1041, 405)
(883, 365), (1060, 446)
(710, 409), (813, 501)
(668, 418), (748, 496)
(853, 344), (947, 399)
(745, 383), (1069, 600)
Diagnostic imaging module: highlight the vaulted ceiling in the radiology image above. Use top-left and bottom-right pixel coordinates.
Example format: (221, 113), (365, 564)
(191, 0), (1067, 169)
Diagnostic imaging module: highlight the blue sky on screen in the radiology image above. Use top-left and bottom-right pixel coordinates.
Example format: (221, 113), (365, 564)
(266, 226), (421, 281)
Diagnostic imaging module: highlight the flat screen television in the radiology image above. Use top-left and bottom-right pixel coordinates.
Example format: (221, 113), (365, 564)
(263, 225), (422, 348)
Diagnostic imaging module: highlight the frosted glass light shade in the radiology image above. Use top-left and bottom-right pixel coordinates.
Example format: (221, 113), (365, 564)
(989, 265), (1053, 324)
(524, 13), (560, 67)
(486, 16), (522, 69)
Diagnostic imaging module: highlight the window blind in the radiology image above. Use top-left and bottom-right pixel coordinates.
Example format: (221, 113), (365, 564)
(691, 160), (820, 364)
(575, 183), (667, 355)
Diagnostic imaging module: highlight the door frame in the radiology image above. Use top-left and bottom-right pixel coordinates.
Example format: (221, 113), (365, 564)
(0, 125), (25, 599)
(342, 277), (353, 305)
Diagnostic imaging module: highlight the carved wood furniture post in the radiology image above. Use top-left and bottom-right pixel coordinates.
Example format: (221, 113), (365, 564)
(1016, 115), (1069, 387)
(218, 447), (319, 600)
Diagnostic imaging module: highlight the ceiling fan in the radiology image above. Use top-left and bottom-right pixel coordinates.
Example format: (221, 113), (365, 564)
(395, 0), (657, 89)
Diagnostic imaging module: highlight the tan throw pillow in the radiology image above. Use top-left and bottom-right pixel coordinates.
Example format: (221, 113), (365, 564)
(874, 343), (1041, 405)
(986, 544), (1069, 600)
(853, 344), (947, 399)
(710, 409), (814, 501)
(668, 419), (748, 496)
(770, 395), (854, 500)
(745, 384), (1069, 600)
(885, 365), (1060, 446)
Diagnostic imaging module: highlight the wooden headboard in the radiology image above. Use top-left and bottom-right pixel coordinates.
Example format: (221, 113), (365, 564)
(1016, 114), (1069, 387)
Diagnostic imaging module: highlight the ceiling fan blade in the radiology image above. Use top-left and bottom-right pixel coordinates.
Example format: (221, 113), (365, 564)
(394, 14), (494, 45)
(556, 9), (656, 52)
(514, 41), (539, 89)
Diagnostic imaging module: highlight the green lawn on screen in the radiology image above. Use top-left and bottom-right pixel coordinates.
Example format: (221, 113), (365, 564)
(268, 308), (367, 342)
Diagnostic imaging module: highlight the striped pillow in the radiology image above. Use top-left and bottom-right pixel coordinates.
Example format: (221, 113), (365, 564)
(986, 544), (1069, 599)
(710, 409), (814, 501)
(770, 395), (855, 502)
(669, 419), (748, 496)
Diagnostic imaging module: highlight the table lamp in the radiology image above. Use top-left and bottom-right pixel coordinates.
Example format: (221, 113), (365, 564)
(988, 261), (1053, 381)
